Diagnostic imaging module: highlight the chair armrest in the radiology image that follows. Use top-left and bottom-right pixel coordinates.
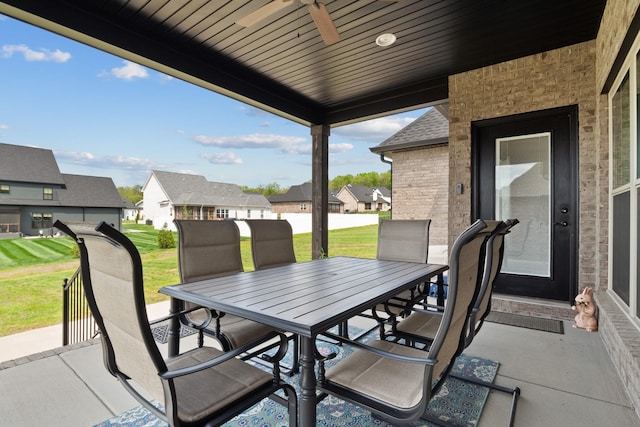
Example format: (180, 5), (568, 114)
(148, 306), (213, 331)
(160, 331), (287, 379)
(318, 331), (437, 365)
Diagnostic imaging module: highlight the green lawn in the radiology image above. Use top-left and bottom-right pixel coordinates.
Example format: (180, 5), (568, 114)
(0, 222), (379, 336)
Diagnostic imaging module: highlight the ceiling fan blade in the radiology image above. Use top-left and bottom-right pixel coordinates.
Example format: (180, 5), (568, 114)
(236, 0), (294, 27)
(308, 2), (340, 45)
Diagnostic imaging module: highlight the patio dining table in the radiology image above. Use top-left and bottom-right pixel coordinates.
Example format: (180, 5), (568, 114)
(160, 256), (448, 426)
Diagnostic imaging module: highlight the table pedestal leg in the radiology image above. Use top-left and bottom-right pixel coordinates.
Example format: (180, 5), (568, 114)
(299, 336), (317, 426)
(167, 298), (181, 357)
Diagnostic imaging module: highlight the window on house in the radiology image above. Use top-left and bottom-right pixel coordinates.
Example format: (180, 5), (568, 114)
(608, 33), (640, 323)
(43, 187), (53, 200)
(260, 210), (264, 218)
(0, 184), (9, 194)
(300, 203), (306, 210)
(364, 202), (372, 210)
(32, 212), (53, 229)
(0, 210), (19, 232)
(247, 209), (251, 218)
(216, 208), (229, 219)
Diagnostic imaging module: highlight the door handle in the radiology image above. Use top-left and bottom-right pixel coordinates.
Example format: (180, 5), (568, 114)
(554, 221), (568, 227)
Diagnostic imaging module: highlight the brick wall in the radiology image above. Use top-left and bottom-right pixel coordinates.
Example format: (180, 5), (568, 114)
(270, 202), (308, 214)
(448, 41), (598, 290)
(390, 145), (449, 246)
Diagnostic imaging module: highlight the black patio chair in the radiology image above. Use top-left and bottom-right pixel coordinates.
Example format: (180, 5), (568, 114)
(174, 219), (277, 351)
(54, 220), (297, 427)
(350, 219), (432, 340)
(315, 219), (489, 425)
(245, 219), (300, 375)
(390, 218), (521, 426)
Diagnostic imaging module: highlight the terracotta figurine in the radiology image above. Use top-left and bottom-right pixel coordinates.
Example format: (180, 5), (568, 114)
(572, 287), (598, 332)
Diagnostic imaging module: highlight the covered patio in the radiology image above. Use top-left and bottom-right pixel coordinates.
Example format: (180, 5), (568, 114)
(0, 301), (637, 426)
(1, 0), (640, 424)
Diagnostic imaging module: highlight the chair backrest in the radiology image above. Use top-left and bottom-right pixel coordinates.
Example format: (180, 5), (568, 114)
(246, 219), (296, 270)
(471, 218), (519, 336)
(376, 219), (431, 263)
(54, 220), (167, 401)
(427, 219), (493, 387)
(174, 219), (243, 283)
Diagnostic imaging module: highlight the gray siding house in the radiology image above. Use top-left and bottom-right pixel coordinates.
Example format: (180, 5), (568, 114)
(0, 143), (124, 237)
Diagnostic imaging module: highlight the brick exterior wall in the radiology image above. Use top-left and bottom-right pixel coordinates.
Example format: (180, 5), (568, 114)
(391, 146), (449, 246)
(595, 0), (640, 414)
(448, 41), (598, 291)
(442, 0), (640, 413)
(270, 202), (309, 214)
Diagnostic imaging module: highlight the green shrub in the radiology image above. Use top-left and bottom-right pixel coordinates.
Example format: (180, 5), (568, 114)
(157, 223), (175, 249)
(70, 243), (80, 258)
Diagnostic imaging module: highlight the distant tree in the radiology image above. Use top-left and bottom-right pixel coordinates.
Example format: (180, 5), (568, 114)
(353, 171), (381, 188)
(329, 174), (353, 190)
(240, 182), (287, 195)
(118, 185), (143, 204)
(262, 182), (284, 195)
(379, 171), (391, 189)
(329, 172), (391, 190)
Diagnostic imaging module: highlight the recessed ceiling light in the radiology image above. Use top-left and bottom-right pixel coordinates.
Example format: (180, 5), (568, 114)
(376, 33), (396, 47)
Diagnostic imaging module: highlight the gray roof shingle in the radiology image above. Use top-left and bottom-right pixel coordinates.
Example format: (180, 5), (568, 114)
(151, 170), (271, 208)
(268, 182), (342, 204)
(0, 143), (65, 184)
(341, 184), (390, 203)
(58, 174), (124, 208)
(370, 107), (449, 154)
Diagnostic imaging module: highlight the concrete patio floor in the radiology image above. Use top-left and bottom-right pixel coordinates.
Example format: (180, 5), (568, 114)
(0, 301), (638, 427)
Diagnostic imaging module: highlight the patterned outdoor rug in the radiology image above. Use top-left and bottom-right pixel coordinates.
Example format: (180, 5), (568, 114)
(94, 328), (499, 427)
(150, 323), (197, 344)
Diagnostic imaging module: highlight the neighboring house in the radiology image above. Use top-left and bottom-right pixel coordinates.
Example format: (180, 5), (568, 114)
(121, 198), (138, 221)
(134, 199), (144, 220)
(142, 170), (272, 230)
(0, 143), (124, 237)
(336, 184), (391, 213)
(370, 106), (449, 246)
(268, 182), (344, 214)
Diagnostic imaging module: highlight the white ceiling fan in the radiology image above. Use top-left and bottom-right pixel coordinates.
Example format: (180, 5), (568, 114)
(236, 0), (402, 46)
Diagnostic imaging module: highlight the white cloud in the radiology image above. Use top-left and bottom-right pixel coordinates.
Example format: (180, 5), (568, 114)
(194, 133), (307, 151)
(0, 124), (9, 130)
(100, 60), (149, 80)
(200, 152), (243, 165)
(329, 143), (354, 153)
(1, 44), (71, 62)
(333, 116), (417, 141)
(54, 150), (161, 170)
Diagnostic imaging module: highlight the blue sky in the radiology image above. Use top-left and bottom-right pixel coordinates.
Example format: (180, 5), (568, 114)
(0, 14), (426, 189)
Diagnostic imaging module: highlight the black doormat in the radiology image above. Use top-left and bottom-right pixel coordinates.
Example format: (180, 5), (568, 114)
(485, 311), (564, 334)
(151, 324), (198, 344)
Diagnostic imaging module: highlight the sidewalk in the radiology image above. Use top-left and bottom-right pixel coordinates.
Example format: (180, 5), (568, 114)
(0, 301), (171, 364)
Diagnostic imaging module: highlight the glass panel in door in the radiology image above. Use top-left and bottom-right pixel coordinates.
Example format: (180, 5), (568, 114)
(495, 133), (551, 277)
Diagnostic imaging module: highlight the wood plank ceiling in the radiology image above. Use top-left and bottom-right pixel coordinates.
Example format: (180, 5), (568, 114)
(0, 0), (606, 126)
